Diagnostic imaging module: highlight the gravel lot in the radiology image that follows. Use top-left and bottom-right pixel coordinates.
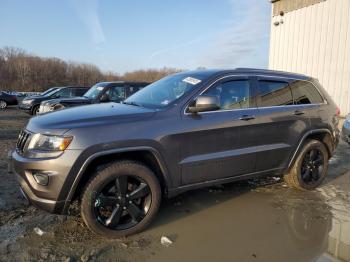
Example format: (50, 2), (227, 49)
(0, 107), (350, 262)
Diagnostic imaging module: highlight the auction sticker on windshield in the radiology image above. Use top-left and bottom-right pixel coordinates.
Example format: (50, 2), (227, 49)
(182, 77), (201, 85)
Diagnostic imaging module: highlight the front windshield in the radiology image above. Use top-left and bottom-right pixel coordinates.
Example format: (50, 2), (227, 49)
(45, 88), (60, 97)
(42, 87), (56, 96)
(124, 73), (208, 109)
(84, 84), (105, 99)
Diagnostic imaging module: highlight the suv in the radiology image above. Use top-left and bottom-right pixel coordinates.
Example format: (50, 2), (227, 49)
(19, 86), (88, 115)
(38, 82), (148, 115)
(10, 69), (340, 238)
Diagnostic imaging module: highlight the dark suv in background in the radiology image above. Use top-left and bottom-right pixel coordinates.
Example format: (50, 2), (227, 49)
(38, 82), (149, 114)
(19, 86), (88, 115)
(10, 69), (340, 238)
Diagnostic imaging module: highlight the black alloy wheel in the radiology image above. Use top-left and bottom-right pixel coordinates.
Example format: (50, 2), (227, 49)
(93, 175), (151, 230)
(300, 148), (324, 185)
(80, 161), (161, 238)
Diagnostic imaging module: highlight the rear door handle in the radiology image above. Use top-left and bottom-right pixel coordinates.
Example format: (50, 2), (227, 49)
(239, 115), (255, 121)
(294, 110), (305, 116)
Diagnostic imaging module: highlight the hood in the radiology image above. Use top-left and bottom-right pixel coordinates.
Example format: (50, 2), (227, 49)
(24, 94), (46, 100)
(26, 103), (156, 134)
(43, 96), (91, 106)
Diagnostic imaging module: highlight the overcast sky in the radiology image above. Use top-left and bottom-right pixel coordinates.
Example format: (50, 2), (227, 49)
(0, 0), (271, 73)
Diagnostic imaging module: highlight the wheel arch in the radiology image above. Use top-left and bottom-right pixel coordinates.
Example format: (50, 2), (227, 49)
(288, 129), (334, 169)
(66, 147), (171, 208)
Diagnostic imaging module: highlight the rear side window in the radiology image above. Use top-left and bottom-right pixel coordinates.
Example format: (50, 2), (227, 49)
(258, 81), (293, 107)
(289, 80), (324, 104)
(203, 80), (250, 110)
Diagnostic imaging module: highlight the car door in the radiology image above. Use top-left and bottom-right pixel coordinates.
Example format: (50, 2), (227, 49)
(252, 77), (310, 172)
(178, 76), (259, 185)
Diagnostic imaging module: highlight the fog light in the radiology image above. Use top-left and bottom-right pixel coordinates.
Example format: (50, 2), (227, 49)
(33, 172), (49, 186)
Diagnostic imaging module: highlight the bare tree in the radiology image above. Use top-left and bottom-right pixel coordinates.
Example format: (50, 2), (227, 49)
(0, 46), (182, 92)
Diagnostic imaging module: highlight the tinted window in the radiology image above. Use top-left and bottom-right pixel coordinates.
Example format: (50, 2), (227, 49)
(258, 81), (293, 107)
(74, 88), (87, 96)
(52, 88), (72, 98)
(106, 86), (126, 102)
(203, 80), (250, 110)
(290, 80), (324, 104)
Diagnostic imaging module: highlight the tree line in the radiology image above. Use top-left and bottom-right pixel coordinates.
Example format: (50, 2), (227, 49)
(0, 47), (180, 92)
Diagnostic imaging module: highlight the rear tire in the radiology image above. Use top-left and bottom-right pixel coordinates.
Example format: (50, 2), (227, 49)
(284, 139), (329, 190)
(81, 160), (161, 238)
(0, 100), (7, 109)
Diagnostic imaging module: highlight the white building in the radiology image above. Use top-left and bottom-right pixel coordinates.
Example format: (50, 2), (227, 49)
(269, 0), (350, 115)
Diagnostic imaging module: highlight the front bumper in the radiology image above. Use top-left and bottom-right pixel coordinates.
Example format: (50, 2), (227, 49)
(18, 103), (32, 111)
(342, 120), (350, 144)
(9, 148), (82, 214)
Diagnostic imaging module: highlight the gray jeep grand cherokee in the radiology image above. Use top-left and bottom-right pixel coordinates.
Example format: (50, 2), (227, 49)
(10, 68), (340, 238)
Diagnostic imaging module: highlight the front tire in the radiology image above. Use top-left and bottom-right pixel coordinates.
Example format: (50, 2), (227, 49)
(284, 139), (329, 190)
(81, 161), (161, 238)
(31, 105), (40, 115)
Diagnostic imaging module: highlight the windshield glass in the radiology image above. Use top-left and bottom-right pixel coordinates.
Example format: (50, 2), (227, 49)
(84, 84), (106, 99)
(42, 87), (57, 96)
(124, 73), (209, 109)
(44, 88), (60, 97)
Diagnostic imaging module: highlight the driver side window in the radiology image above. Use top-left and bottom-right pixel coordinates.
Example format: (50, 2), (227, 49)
(105, 86), (126, 102)
(203, 80), (250, 110)
(52, 88), (72, 98)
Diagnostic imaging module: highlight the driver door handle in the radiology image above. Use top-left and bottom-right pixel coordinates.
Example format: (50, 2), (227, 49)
(294, 110), (305, 116)
(239, 115), (255, 121)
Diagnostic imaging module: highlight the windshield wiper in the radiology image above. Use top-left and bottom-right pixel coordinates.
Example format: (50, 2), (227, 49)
(122, 101), (143, 107)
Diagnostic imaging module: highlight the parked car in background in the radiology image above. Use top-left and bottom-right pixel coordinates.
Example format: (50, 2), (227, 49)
(10, 68), (340, 238)
(342, 114), (350, 144)
(0, 91), (18, 109)
(38, 81), (148, 114)
(19, 86), (88, 115)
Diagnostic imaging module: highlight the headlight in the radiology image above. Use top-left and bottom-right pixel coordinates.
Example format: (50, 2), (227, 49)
(23, 99), (34, 104)
(28, 134), (73, 151)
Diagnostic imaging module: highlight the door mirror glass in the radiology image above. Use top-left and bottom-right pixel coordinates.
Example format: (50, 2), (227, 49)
(188, 95), (220, 113)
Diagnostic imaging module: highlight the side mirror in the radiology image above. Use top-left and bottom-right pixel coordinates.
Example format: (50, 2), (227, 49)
(100, 93), (109, 102)
(188, 95), (220, 113)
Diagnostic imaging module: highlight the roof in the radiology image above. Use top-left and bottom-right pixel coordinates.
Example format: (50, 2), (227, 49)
(233, 68), (310, 80)
(186, 68), (310, 81)
(96, 81), (150, 86)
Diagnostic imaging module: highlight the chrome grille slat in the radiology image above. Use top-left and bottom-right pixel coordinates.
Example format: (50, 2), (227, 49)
(16, 130), (31, 154)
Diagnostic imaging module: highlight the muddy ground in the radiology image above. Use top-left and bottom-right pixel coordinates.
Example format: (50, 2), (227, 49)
(0, 107), (350, 262)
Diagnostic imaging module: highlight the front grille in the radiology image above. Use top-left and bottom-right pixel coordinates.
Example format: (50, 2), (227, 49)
(16, 130), (31, 154)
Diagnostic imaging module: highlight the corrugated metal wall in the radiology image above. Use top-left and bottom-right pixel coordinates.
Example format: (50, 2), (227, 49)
(269, 0), (350, 115)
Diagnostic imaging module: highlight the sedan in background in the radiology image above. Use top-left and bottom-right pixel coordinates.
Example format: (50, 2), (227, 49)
(19, 86), (88, 115)
(38, 81), (149, 114)
(342, 114), (350, 144)
(0, 91), (18, 109)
